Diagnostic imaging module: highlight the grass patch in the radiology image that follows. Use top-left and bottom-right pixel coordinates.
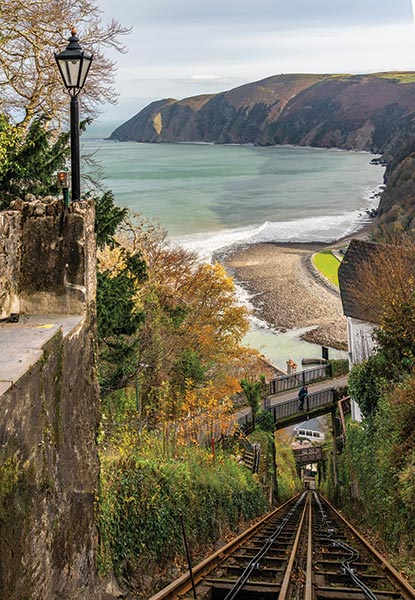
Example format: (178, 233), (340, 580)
(313, 250), (341, 287)
(373, 72), (415, 84)
(328, 72), (415, 84)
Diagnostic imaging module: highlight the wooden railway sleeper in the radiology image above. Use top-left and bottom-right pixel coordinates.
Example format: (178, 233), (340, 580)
(150, 491), (415, 600)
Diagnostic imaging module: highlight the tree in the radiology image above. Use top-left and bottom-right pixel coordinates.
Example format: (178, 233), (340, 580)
(95, 190), (128, 250)
(347, 237), (415, 418)
(95, 200), (148, 395)
(103, 215), (251, 401)
(240, 376), (266, 431)
(0, 115), (70, 206)
(97, 254), (148, 395)
(0, 115), (21, 178)
(97, 214), (264, 415)
(351, 237), (415, 375)
(0, 0), (130, 128)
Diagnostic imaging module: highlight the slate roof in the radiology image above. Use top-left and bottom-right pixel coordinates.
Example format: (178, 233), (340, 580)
(338, 239), (387, 324)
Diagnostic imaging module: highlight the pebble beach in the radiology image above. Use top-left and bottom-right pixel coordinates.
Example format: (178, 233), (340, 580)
(222, 241), (349, 351)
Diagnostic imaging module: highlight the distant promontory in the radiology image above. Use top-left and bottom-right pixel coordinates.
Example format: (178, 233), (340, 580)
(109, 72), (415, 154)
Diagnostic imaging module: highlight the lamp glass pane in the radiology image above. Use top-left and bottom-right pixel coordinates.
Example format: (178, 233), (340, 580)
(78, 56), (92, 89)
(57, 57), (82, 88)
(67, 59), (82, 87)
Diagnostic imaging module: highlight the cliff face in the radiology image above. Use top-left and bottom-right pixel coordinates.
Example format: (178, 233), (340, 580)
(371, 141), (415, 238)
(110, 73), (415, 154)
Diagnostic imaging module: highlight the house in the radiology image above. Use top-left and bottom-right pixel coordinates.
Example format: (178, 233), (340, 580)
(339, 237), (415, 420)
(338, 239), (385, 420)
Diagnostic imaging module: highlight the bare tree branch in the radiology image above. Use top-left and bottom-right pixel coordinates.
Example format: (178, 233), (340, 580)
(0, 0), (131, 129)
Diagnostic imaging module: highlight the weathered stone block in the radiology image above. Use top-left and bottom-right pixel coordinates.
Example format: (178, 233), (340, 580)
(0, 210), (22, 319)
(0, 197), (96, 317)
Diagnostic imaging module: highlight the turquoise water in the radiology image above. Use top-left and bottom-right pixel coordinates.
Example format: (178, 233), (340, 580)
(83, 140), (384, 257)
(83, 139), (384, 367)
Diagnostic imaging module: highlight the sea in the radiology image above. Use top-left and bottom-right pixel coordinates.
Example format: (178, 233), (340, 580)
(82, 138), (385, 371)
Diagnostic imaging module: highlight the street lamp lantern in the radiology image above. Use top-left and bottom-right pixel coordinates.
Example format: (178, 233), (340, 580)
(55, 28), (93, 93)
(54, 29), (93, 201)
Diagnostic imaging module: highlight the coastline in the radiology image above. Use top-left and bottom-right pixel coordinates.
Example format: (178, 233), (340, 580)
(217, 221), (374, 351)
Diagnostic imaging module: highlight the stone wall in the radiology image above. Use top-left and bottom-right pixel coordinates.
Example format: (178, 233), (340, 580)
(0, 197), (101, 599)
(0, 210), (21, 319)
(0, 195), (96, 318)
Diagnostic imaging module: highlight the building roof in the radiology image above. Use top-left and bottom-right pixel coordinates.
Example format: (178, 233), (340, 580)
(338, 239), (386, 323)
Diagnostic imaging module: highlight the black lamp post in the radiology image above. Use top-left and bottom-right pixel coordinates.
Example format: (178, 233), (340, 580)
(55, 29), (93, 202)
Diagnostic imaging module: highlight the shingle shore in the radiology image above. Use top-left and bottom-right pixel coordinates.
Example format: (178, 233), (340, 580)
(222, 241), (348, 351)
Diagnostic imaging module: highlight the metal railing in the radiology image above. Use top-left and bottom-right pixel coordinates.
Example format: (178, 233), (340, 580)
(269, 363), (332, 395)
(238, 387), (337, 433)
(270, 388), (335, 423)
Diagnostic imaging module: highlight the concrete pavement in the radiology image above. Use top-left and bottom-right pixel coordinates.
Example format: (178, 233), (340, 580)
(0, 314), (84, 395)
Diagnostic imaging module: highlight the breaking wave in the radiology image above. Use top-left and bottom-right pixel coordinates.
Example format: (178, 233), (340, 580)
(175, 209), (371, 261)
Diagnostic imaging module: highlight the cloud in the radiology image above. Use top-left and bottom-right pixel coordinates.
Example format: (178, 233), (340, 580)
(189, 75), (220, 81)
(115, 22), (415, 80)
(101, 0), (411, 28)
(94, 0), (415, 123)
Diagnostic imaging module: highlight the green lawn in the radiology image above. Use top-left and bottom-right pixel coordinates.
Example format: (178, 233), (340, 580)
(312, 250), (341, 287)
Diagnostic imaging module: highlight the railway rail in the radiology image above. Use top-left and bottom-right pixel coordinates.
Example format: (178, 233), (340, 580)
(150, 492), (415, 600)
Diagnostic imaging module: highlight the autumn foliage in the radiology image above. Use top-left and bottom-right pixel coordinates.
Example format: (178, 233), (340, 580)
(97, 213), (269, 448)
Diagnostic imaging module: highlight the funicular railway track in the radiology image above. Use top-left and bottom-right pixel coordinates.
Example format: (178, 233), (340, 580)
(150, 492), (415, 600)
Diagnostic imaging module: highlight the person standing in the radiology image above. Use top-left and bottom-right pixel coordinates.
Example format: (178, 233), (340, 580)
(298, 385), (308, 410)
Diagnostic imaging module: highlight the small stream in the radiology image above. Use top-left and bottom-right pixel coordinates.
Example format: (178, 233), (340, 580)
(244, 322), (347, 374)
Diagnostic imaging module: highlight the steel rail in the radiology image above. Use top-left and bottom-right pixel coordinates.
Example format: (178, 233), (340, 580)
(277, 492), (309, 599)
(314, 492), (378, 600)
(333, 538), (378, 600)
(317, 494), (415, 600)
(223, 492), (307, 600)
(304, 493), (313, 600)
(150, 490), (415, 600)
(149, 495), (300, 600)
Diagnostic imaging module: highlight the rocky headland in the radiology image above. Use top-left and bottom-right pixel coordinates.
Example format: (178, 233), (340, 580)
(110, 71), (415, 242)
(110, 72), (415, 156)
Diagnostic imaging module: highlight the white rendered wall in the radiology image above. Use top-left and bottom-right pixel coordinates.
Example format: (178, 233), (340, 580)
(346, 316), (377, 422)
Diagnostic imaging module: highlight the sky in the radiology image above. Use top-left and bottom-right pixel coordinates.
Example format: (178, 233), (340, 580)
(91, 0), (415, 133)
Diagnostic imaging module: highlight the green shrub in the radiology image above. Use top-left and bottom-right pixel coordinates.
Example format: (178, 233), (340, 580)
(251, 426), (302, 503)
(256, 409), (275, 433)
(98, 442), (267, 580)
(323, 378), (415, 568)
(275, 438), (302, 501)
(328, 358), (349, 378)
(348, 354), (390, 417)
